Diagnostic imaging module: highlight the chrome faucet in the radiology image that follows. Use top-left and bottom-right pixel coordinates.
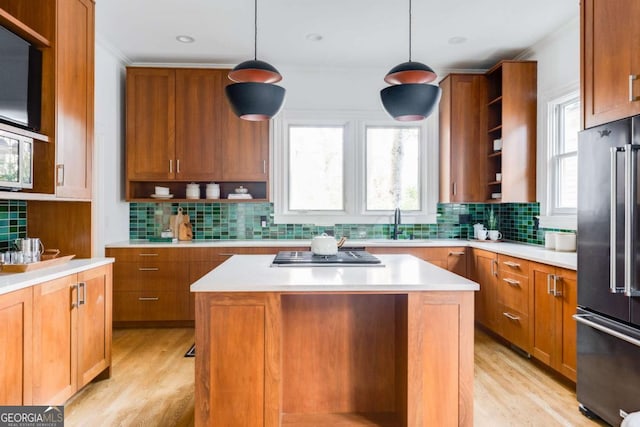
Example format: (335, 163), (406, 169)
(392, 207), (401, 240)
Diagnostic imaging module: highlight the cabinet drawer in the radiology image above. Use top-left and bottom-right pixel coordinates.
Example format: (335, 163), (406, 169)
(106, 248), (186, 262)
(498, 272), (529, 314)
(500, 305), (530, 352)
(498, 255), (529, 275)
(113, 291), (189, 321)
(113, 261), (187, 292)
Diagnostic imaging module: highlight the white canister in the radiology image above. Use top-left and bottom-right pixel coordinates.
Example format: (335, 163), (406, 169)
(544, 232), (556, 249)
(186, 183), (200, 199)
(555, 232), (576, 252)
(206, 183), (220, 199)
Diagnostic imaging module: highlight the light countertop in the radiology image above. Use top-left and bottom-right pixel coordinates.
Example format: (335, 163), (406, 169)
(190, 254), (479, 293)
(107, 238), (577, 270)
(0, 258), (114, 296)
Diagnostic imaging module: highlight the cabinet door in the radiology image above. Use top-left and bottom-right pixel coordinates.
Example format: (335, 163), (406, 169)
(470, 249), (500, 333)
(582, 0), (640, 128)
(220, 71), (269, 181)
(556, 268), (577, 381)
(126, 68), (176, 180)
(175, 69), (222, 181)
(32, 275), (78, 405)
(530, 262), (556, 365)
(55, 0), (94, 198)
(439, 74), (486, 202)
(0, 288), (32, 405)
(446, 248), (467, 277)
(77, 265), (112, 388)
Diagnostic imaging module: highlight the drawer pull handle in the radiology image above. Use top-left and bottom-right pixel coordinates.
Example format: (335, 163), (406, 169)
(138, 297), (159, 301)
(503, 312), (520, 321)
(139, 253), (159, 257)
(503, 278), (520, 286)
(503, 261), (521, 268)
(449, 251), (465, 256)
(138, 267), (159, 271)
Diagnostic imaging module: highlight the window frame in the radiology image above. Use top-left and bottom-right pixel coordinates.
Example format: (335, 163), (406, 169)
(537, 85), (579, 230)
(271, 110), (438, 225)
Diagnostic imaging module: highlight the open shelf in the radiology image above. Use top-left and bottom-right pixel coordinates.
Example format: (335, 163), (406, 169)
(0, 8), (50, 47)
(127, 181), (268, 201)
(488, 125), (503, 133)
(488, 95), (503, 106)
(281, 412), (399, 426)
(488, 151), (502, 158)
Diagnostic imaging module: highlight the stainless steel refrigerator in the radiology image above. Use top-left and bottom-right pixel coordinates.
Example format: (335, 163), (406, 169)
(576, 116), (640, 425)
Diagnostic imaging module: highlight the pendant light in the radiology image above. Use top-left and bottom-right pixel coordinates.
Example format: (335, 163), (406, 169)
(380, 0), (441, 121)
(225, 0), (285, 121)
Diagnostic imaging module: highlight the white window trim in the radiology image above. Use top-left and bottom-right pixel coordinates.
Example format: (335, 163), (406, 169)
(271, 110), (439, 225)
(537, 82), (579, 231)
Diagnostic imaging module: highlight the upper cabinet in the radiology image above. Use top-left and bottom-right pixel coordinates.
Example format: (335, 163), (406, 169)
(55, 0), (94, 199)
(486, 61), (537, 203)
(125, 67), (269, 201)
(582, 0), (640, 129)
(439, 73), (487, 203)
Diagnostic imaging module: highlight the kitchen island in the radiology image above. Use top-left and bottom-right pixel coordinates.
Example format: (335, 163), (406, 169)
(191, 254), (479, 427)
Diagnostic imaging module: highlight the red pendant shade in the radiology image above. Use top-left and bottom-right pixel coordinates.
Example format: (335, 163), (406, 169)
(384, 61), (437, 85)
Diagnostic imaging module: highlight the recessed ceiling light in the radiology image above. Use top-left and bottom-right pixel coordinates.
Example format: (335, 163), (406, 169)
(305, 33), (323, 42)
(176, 35), (195, 43)
(448, 36), (467, 45)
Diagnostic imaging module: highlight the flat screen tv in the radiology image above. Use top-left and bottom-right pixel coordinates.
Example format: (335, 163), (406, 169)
(0, 25), (42, 131)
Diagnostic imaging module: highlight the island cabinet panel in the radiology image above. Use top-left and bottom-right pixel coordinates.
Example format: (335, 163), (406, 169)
(0, 287), (32, 405)
(195, 289), (474, 427)
(195, 293), (280, 427)
(407, 292), (474, 427)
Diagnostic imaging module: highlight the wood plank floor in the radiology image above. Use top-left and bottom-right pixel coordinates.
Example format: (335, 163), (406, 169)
(65, 327), (606, 427)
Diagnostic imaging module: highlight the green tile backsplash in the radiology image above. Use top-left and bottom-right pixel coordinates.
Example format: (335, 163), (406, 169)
(129, 202), (574, 246)
(0, 200), (27, 251)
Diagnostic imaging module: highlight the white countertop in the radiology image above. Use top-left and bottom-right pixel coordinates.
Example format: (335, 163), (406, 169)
(190, 254), (479, 293)
(0, 258), (114, 296)
(107, 238), (577, 270)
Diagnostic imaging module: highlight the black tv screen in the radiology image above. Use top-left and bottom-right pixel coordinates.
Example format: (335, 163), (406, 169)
(0, 26), (42, 131)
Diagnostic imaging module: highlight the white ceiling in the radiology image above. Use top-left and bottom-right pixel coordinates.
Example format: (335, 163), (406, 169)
(96, 0), (578, 74)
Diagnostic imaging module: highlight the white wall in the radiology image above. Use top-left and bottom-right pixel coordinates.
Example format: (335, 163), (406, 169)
(518, 17), (579, 226)
(93, 40), (129, 255)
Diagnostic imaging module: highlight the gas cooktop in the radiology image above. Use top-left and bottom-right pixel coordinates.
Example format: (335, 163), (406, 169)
(271, 250), (382, 267)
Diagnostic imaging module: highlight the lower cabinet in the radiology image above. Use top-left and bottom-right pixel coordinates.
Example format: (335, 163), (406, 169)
(470, 249), (501, 333)
(497, 255), (531, 353)
(530, 262), (577, 381)
(366, 247), (468, 277)
(32, 264), (112, 405)
(0, 263), (112, 406)
(0, 288), (33, 405)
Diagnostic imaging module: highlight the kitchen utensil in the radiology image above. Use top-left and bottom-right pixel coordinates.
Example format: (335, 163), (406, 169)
(473, 223), (486, 239)
(179, 222), (193, 241)
(150, 194), (173, 199)
(41, 249), (60, 260)
(14, 238), (44, 263)
(311, 233), (340, 256)
(155, 186), (170, 196)
(554, 232), (576, 252)
(477, 229), (488, 241)
(234, 185), (249, 194)
(488, 230), (502, 241)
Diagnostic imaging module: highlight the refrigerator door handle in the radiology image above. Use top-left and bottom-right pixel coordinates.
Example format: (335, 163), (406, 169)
(611, 146), (625, 293)
(624, 144), (640, 297)
(574, 313), (640, 348)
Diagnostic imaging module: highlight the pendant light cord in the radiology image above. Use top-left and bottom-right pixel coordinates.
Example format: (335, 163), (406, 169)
(254, 0), (258, 60)
(408, 0), (412, 62)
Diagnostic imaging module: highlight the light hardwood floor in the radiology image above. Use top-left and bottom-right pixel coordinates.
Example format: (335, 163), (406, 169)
(65, 328), (605, 427)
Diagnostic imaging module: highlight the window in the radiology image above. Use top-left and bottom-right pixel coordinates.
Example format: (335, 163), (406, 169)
(549, 94), (579, 214)
(272, 111), (438, 225)
(539, 89), (580, 230)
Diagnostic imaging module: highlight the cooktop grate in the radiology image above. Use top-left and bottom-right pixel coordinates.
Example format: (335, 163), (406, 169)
(271, 250), (382, 266)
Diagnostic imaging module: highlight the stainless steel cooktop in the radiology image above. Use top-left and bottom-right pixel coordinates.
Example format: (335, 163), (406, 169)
(271, 250), (382, 267)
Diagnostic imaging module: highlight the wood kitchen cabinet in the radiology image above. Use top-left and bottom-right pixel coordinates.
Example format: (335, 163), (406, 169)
(497, 254), (531, 353)
(485, 61), (537, 202)
(125, 67), (270, 201)
(439, 74), (487, 202)
(0, 287), (33, 405)
(470, 249), (501, 333)
(55, 0), (94, 199)
(529, 262), (577, 381)
(582, 0), (640, 129)
(31, 264), (112, 405)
